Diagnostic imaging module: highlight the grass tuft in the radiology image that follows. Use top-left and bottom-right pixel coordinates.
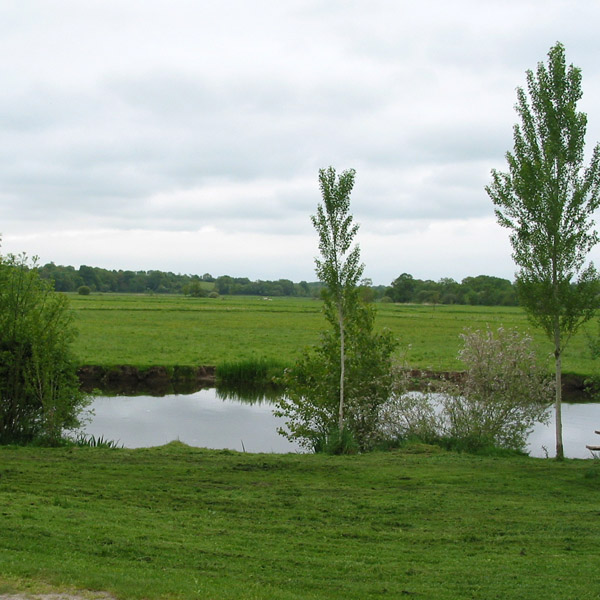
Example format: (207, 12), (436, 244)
(216, 356), (288, 386)
(72, 433), (123, 449)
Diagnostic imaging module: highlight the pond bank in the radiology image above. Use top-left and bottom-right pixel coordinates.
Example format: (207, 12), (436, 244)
(77, 365), (593, 400)
(77, 365), (216, 395)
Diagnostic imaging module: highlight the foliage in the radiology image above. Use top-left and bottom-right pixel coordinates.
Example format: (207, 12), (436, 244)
(387, 273), (517, 306)
(38, 261), (329, 297)
(77, 285), (91, 296)
(379, 369), (443, 445)
(274, 167), (398, 452)
(441, 327), (553, 451)
(72, 433), (122, 448)
(275, 302), (397, 452)
(486, 42), (600, 458)
(382, 327), (552, 453)
(182, 281), (208, 297)
(37, 260), (537, 306)
(0, 254), (89, 444)
(1, 445), (600, 600)
(312, 166), (364, 432)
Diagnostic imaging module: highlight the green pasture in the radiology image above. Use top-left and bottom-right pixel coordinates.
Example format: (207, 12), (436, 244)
(68, 294), (599, 376)
(0, 444), (599, 600)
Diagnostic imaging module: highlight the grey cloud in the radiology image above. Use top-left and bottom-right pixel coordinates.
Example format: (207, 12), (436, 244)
(2, 0), (599, 282)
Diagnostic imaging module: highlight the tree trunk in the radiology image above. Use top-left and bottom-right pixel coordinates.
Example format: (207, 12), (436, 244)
(554, 320), (564, 460)
(338, 304), (345, 433)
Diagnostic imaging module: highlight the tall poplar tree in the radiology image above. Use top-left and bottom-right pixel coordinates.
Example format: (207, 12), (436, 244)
(486, 42), (600, 459)
(312, 166), (364, 434)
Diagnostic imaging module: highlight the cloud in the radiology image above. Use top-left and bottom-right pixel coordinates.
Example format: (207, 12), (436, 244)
(1, 1), (600, 283)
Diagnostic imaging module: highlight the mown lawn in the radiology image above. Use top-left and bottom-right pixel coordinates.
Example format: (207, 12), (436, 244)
(0, 443), (599, 600)
(68, 294), (599, 376)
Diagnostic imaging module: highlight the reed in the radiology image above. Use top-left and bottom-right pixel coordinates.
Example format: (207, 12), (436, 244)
(72, 433), (123, 449)
(215, 356), (288, 386)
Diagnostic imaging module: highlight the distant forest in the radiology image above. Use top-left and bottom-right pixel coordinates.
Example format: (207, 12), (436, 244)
(36, 263), (518, 306)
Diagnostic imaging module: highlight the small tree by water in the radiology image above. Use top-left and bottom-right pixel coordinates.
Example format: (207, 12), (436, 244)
(486, 42), (600, 458)
(276, 301), (396, 452)
(311, 166), (364, 434)
(0, 253), (89, 444)
(275, 167), (397, 453)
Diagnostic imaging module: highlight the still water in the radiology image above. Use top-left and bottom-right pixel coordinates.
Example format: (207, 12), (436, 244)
(82, 390), (600, 458)
(84, 390), (300, 454)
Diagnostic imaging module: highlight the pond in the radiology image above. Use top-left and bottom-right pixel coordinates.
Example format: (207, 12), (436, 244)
(81, 390), (600, 458)
(83, 389), (300, 453)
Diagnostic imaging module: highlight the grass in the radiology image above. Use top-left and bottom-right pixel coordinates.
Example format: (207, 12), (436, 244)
(71, 433), (123, 449)
(68, 294), (600, 377)
(0, 443), (599, 599)
(216, 357), (288, 386)
(69, 294), (324, 369)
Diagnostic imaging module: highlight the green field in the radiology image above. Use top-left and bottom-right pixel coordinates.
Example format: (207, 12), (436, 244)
(1, 443), (599, 600)
(69, 294), (599, 377)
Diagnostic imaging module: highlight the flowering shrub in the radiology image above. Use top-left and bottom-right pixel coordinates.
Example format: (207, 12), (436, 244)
(442, 327), (553, 451)
(382, 327), (553, 452)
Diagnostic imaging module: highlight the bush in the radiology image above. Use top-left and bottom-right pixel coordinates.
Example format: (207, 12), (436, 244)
(275, 302), (397, 452)
(381, 327), (553, 453)
(77, 285), (91, 295)
(183, 281), (208, 297)
(379, 371), (443, 445)
(0, 254), (89, 445)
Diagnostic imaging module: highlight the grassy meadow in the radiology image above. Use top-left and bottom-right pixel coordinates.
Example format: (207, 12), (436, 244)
(3, 294), (599, 599)
(69, 293), (600, 377)
(1, 443), (599, 600)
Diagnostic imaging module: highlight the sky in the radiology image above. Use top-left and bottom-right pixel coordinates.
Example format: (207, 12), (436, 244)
(2, 0), (600, 285)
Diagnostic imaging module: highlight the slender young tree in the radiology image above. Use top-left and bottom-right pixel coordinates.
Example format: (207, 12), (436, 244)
(312, 166), (364, 434)
(486, 42), (600, 459)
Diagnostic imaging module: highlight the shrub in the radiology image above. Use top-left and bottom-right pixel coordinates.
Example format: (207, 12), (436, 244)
(275, 302), (397, 452)
(441, 327), (553, 450)
(379, 370), (443, 445)
(381, 327), (552, 453)
(183, 281), (208, 297)
(77, 285), (91, 295)
(0, 254), (89, 445)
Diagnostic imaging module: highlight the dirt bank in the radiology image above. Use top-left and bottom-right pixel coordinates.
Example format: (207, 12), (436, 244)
(77, 365), (591, 400)
(77, 365), (215, 395)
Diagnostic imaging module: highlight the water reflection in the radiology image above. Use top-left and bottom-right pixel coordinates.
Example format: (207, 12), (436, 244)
(526, 402), (600, 459)
(214, 384), (282, 405)
(83, 389), (600, 458)
(83, 389), (300, 453)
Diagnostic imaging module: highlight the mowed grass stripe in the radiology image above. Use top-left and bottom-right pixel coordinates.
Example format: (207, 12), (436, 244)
(0, 445), (599, 599)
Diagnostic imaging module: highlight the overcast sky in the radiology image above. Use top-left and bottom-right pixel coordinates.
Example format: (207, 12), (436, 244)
(2, 1), (600, 285)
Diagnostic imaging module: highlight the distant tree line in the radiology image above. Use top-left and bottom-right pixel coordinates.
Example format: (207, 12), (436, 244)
(37, 263), (216, 295)
(36, 263), (324, 297)
(36, 262), (517, 305)
(213, 275), (323, 297)
(384, 273), (517, 306)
